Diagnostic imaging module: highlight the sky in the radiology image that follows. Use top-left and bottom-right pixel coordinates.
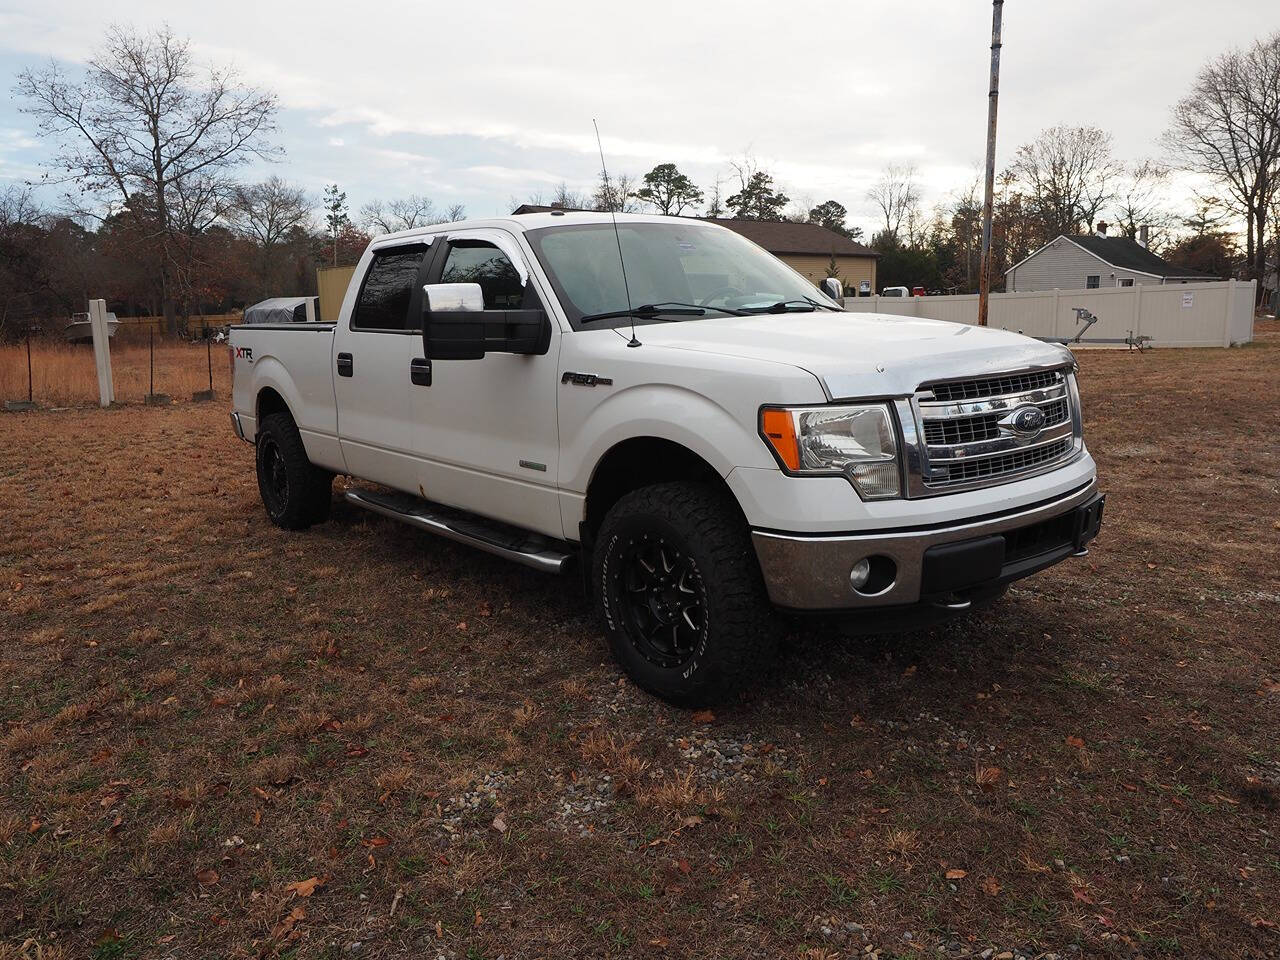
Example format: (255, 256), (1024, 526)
(0, 0), (1274, 238)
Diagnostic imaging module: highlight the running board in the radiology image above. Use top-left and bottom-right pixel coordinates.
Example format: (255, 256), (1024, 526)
(344, 488), (574, 574)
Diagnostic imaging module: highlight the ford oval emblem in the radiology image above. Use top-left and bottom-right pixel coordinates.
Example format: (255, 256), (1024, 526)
(1008, 404), (1046, 437)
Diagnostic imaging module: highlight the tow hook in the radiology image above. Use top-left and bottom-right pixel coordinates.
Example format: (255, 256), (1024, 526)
(929, 593), (972, 611)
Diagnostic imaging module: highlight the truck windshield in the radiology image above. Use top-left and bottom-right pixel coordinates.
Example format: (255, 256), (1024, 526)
(524, 221), (841, 329)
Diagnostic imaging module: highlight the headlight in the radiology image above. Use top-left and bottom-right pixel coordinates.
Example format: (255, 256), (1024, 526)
(760, 404), (902, 500)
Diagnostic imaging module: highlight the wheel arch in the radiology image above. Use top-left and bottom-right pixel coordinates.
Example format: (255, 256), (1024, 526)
(256, 385), (292, 428)
(583, 436), (746, 539)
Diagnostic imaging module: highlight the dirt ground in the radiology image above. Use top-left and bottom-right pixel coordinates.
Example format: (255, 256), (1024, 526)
(1, 323), (1277, 959)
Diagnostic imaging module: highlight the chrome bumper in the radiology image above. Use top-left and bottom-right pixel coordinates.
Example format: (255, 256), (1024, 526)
(230, 411), (251, 443)
(752, 480), (1102, 610)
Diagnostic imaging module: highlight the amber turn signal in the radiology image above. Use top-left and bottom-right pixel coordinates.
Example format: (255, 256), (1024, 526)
(760, 408), (800, 471)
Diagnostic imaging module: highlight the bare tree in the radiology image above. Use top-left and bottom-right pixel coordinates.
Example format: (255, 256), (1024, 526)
(360, 194), (452, 234)
(14, 25), (279, 333)
(704, 176), (725, 218)
(168, 173), (229, 319)
(867, 164), (921, 240)
(548, 182), (587, 210)
(1007, 125), (1122, 239)
(591, 170), (640, 213)
(1110, 160), (1173, 248)
(1167, 31), (1280, 299)
(231, 176), (311, 296)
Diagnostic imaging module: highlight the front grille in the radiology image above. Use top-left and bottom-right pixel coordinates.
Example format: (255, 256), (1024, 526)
(924, 396), (1071, 446)
(926, 369), (1061, 402)
(912, 366), (1077, 495)
(928, 437), (1073, 488)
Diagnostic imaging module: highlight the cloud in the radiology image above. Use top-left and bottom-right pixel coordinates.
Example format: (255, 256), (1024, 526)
(0, 0), (1272, 222)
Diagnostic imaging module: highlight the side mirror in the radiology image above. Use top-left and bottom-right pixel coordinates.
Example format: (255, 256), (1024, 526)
(422, 282), (551, 360)
(423, 283), (486, 359)
(819, 277), (844, 305)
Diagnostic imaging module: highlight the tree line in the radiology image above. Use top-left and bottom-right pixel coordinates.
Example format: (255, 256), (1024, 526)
(3, 24), (1277, 340)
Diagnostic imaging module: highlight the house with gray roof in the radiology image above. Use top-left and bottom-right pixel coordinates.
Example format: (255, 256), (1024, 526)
(1005, 223), (1215, 292)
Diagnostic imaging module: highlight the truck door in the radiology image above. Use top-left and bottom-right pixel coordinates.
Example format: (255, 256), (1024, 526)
(410, 230), (563, 537)
(333, 241), (435, 491)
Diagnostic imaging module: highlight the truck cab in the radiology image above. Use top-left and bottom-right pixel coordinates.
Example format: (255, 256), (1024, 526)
(230, 212), (1103, 704)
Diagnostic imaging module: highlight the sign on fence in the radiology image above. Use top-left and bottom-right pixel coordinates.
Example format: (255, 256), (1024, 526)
(88, 299), (115, 407)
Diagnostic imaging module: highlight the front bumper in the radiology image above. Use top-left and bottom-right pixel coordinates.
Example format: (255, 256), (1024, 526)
(752, 481), (1104, 611)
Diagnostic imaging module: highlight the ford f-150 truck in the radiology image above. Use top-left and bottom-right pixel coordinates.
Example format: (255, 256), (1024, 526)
(230, 212), (1103, 704)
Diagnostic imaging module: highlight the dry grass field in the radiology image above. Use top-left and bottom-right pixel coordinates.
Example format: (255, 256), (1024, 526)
(1, 323), (1277, 959)
(0, 337), (229, 408)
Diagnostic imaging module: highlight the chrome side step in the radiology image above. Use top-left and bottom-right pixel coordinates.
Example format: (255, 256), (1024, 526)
(344, 488), (574, 574)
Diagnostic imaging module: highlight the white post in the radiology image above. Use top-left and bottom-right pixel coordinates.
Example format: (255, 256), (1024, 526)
(1133, 282), (1144, 341)
(1222, 279), (1236, 347)
(1051, 288), (1060, 339)
(88, 299), (115, 407)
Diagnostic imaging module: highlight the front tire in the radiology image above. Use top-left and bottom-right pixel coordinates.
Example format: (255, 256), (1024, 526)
(255, 412), (333, 530)
(592, 482), (779, 706)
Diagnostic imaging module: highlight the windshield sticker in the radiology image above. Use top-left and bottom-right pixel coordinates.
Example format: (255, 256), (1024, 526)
(678, 241), (696, 252)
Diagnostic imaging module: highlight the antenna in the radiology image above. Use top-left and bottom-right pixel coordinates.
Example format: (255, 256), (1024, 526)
(593, 119), (640, 348)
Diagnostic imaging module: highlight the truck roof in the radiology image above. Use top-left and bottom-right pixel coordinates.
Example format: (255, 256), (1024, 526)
(371, 211), (725, 246)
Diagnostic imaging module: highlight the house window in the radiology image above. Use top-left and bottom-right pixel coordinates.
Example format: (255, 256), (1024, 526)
(1086, 275), (1100, 289)
(1118, 278), (1134, 287)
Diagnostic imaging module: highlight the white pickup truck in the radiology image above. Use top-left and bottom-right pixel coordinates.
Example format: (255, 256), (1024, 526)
(230, 212), (1103, 704)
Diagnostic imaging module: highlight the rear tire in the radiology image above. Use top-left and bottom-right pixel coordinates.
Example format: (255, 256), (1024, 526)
(592, 482), (779, 706)
(255, 412), (333, 530)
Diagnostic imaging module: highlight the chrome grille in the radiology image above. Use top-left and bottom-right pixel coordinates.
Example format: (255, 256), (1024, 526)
(907, 366), (1079, 495)
(922, 396), (1069, 446)
(928, 437), (1073, 487)
(926, 369), (1061, 403)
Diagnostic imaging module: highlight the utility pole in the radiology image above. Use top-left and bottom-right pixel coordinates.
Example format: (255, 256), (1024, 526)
(978, 0), (1003, 326)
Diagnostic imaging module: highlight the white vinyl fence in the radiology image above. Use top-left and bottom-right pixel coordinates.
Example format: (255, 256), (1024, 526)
(843, 279), (1257, 347)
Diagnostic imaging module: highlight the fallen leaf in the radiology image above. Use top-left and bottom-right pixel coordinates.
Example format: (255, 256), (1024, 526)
(690, 709), (715, 724)
(676, 858), (691, 874)
(364, 836), (390, 848)
(981, 876), (1002, 896)
(976, 765), (1003, 789)
(435, 920), (444, 938)
(1065, 735), (1085, 749)
(270, 905), (306, 940)
(195, 868), (220, 886)
(491, 815), (508, 834)
(285, 876), (324, 898)
(945, 868), (968, 880)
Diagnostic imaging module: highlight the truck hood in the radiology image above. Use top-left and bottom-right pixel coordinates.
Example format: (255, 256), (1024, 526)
(635, 312), (1073, 398)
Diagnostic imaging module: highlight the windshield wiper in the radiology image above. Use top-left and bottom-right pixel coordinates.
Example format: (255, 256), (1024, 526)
(743, 297), (842, 314)
(580, 301), (747, 324)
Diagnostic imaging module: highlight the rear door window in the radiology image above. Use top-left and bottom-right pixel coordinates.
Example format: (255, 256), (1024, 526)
(351, 245), (430, 330)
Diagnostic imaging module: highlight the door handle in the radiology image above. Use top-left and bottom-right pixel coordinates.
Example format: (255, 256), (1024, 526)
(410, 357), (432, 386)
(337, 352), (353, 377)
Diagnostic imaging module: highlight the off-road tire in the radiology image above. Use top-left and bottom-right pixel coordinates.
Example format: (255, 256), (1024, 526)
(593, 482), (780, 706)
(255, 412), (333, 530)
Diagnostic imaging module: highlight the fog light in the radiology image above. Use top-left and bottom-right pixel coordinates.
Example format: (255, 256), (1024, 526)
(849, 558), (871, 590)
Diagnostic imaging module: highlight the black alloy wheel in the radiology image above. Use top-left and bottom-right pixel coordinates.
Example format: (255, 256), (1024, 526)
(257, 434), (290, 519)
(616, 533), (707, 668)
